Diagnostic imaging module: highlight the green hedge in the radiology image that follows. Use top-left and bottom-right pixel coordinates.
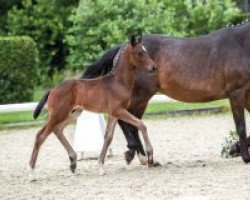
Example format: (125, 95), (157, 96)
(0, 36), (39, 104)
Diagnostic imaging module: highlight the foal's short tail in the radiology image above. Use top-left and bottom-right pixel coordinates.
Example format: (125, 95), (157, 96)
(33, 90), (50, 119)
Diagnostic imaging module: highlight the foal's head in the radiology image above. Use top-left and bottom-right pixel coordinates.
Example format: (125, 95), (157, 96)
(127, 35), (156, 72)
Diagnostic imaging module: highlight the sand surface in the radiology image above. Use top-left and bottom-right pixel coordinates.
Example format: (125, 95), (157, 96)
(1, 114), (250, 200)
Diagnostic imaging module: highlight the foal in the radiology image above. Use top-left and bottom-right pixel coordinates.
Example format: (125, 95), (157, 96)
(29, 36), (156, 177)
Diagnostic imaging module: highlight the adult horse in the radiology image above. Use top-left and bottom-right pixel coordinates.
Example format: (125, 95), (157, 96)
(83, 22), (250, 164)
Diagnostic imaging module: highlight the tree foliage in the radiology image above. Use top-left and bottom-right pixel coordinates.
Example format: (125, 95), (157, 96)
(0, 36), (39, 103)
(0, 0), (22, 34)
(6, 0), (77, 77)
(186, 0), (240, 36)
(67, 0), (240, 70)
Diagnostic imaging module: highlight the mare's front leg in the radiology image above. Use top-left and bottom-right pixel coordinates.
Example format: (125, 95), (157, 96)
(118, 120), (138, 163)
(116, 109), (156, 166)
(229, 90), (250, 163)
(118, 106), (147, 165)
(98, 115), (118, 175)
(119, 98), (153, 165)
(229, 91), (250, 156)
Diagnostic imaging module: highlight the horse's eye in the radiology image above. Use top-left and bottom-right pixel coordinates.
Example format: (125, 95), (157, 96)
(138, 51), (144, 57)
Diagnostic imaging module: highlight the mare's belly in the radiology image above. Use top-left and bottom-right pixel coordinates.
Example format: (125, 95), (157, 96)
(158, 76), (226, 102)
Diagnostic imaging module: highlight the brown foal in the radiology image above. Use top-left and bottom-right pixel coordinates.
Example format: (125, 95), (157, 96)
(29, 35), (156, 178)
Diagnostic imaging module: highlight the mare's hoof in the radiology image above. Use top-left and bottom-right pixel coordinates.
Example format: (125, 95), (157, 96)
(73, 169), (80, 176)
(229, 142), (241, 157)
(124, 150), (135, 165)
(148, 161), (162, 168)
(242, 156), (250, 164)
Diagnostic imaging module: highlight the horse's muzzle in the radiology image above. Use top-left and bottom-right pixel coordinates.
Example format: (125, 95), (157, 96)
(148, 65), (157, 73)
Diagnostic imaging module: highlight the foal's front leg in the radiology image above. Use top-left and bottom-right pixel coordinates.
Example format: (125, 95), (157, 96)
(98, 115), (117, 175)
(115, 109), (156, 166)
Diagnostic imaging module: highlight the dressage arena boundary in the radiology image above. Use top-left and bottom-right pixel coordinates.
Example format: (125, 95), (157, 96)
(0, 95), (228, 127)
(0, 95), (175, 128)
(0, 95), (174, 114)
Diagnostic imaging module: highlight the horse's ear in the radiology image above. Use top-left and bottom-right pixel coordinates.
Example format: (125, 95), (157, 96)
(138, 34), (142, 43)
(130, 35), (137, 46)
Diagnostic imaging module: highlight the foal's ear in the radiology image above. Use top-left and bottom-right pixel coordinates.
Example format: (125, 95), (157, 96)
(130, 35), (137, 46)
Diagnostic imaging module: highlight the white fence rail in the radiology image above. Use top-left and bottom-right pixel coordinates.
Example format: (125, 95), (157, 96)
(0, 95), (175, 114)
(149, 95), (175, 104)
(0, 102), (39, 113)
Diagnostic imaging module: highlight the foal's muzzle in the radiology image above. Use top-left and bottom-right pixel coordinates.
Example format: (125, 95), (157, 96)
(148, 65), (157, 73)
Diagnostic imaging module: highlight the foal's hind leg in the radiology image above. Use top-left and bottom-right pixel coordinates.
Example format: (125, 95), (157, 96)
(53, 110), (83, 173)
(54, 123), (77, 174)
(28, 120), (57, 180)
(29, 122), (55, 170)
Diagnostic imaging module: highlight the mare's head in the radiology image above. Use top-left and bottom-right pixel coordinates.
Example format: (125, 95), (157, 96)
(126, 35), (156, 72)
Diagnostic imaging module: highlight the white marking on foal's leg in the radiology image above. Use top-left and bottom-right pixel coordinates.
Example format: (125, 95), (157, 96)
(138, 153), (148, 165)
(76, 152), (84, 161)
(73, 169), (81, 176)
(27, 165), (37, 182)
(98, 165), (106, 176)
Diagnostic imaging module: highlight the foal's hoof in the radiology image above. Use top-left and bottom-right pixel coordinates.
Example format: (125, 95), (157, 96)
(27, 166), (37, 182)
(99, 167), (106, 176)
(70, 163), (77, 174)
(148, 161), (162, 168)
(29, 173), (37, 182)
(124, 149), (135, 165)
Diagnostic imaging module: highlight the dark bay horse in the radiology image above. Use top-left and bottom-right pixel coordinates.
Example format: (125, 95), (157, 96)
(29, 36), (157, 179)
(83, 22), (250, 164)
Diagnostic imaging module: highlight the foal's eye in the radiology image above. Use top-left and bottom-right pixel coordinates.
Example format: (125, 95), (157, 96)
(138, 51), (144, 57)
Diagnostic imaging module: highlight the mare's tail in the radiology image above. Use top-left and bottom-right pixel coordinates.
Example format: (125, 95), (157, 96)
(33, 90), (50, 119)
(81, 46), (121, 79)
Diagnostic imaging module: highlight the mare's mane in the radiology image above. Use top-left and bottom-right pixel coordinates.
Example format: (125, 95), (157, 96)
(81, 46), (121, 79)
(226, 19), (250, 29)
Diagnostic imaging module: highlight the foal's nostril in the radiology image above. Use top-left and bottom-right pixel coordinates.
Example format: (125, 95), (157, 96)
(151, 65), (157, 71)
(149, 65), (157, 73)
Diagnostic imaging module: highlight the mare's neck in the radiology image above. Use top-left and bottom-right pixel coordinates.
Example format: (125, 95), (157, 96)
(233, 23), (250, 47)
(112, 51), (135, 92)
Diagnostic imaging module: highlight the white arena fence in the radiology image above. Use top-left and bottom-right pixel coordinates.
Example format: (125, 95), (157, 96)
(0, 95), (175, 114)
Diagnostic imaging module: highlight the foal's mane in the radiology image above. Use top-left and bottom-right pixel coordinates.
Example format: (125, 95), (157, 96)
(107, 43), (127, 75)
(112, 44), (127, 68)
